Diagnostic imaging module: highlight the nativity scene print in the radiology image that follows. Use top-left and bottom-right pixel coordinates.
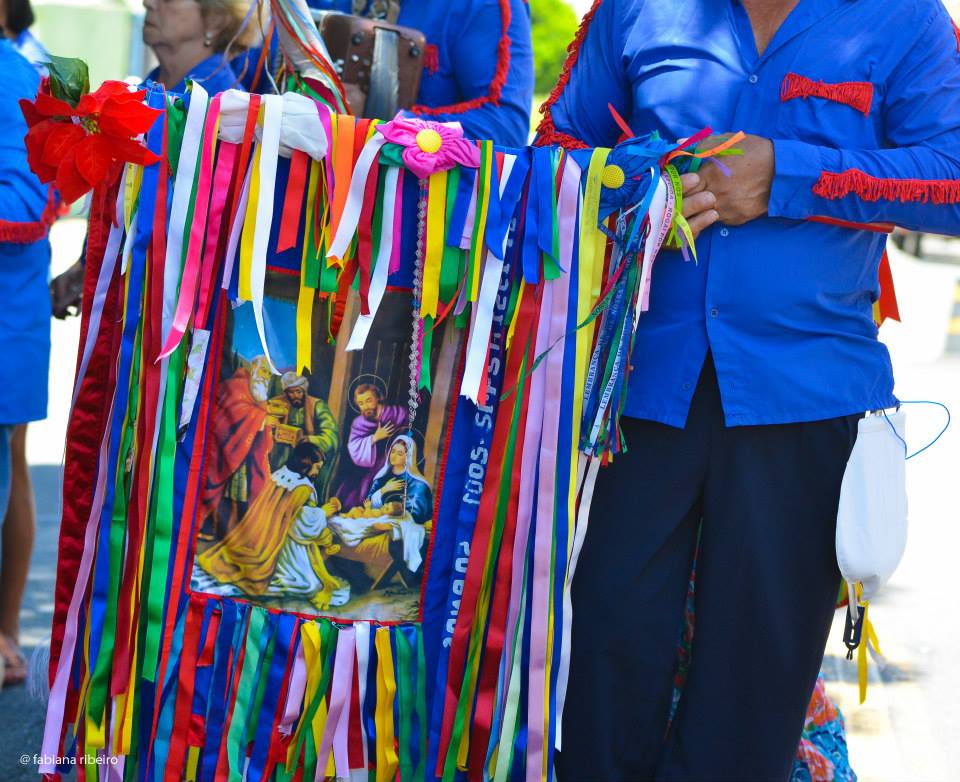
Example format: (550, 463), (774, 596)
(190, 279), (461, 623)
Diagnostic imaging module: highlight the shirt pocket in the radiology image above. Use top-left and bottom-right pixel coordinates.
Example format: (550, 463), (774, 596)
(775, 43), (883, 149)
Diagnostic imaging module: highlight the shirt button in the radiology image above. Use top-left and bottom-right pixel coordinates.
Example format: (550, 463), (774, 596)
(710, 308), (719, 318)
(719, 227), (730, 237)
(682, 382), (692, 391)
(748, 74), (759, 84)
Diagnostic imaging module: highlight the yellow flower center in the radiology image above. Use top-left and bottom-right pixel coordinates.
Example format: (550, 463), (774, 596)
(415, 128), (443, 154)
(602, 164), (626, 189)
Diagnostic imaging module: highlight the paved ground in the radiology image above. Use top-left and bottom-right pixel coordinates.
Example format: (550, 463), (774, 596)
(2, 222), (959, 779)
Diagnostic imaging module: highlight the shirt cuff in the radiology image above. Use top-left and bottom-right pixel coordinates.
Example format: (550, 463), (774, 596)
(769, 138), (827, 220)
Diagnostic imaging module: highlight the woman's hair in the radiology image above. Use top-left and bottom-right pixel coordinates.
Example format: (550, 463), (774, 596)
(199, 0), (261, 53)
(4, 0), (36, 35)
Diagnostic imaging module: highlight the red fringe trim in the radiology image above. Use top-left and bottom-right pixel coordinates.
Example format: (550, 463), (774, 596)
(0, 219), (47, 243)
(780, 72), (873, 115)
(953, 20), (960, 53)
(423, 43), (439, 76)
(533, 0), (603, 149)
(813, 169), (960, 204)
(409, 0), (511, 116)
(0, 185), (60, 243)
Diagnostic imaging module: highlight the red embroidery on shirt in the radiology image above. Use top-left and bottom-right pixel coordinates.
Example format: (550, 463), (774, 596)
(813, 169), (960, 204)
(423, 43), (439, 75)
(0, 185), (60, 243)
(533, 0), (603, 149)
(408, 0), (511, 116)
(780, 72), (874, 115)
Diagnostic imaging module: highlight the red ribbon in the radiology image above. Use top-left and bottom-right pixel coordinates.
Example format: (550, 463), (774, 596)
(278, 150), (310, 254)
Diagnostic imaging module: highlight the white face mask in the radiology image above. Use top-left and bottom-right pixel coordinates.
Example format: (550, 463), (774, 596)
(836, 409), (909, 607)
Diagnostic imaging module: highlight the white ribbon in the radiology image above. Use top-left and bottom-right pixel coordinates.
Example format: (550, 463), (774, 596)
(218, 89), (328, 161)
(326, 133), (388, 262)
(459, 154), (517, 403)
(162, 81), (209, 342)
(345, 165), (399, 351)
(636, 172), (671, 322)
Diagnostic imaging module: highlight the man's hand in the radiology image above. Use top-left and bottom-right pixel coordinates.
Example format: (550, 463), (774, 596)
(679, 173), (719, 239)
(372, 422), (396, 444)
(697, 133), (775, 226)
(50, 260), (84, 319)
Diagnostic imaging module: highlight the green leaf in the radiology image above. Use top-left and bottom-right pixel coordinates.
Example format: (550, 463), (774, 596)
(44, 55), (90, 108)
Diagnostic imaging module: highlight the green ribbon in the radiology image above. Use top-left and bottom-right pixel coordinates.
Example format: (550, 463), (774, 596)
(396, 629), (414, 782)
(142, 345), (183, 679)
(87, 318), (143, 730)
(289, 621), (339, 779)
(225, 607), (268, 782)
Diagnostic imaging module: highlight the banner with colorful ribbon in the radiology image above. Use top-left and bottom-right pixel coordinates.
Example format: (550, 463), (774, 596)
(35, 78), (736, 782)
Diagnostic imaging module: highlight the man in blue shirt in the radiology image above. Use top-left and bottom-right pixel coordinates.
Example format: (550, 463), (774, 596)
(538, 0), (960, 779)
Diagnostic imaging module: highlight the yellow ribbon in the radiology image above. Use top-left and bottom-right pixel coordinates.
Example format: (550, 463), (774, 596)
(469, 143), (494, 301)
(505, 280), (525, 350)
(421, 170), (448, 319)
(238, 106), (265, 302)
(374, 628), (399, 782)
(186, 746), (201, 782)
(124, 162), (142, 232)
(857, 601), (883, 704)
(289, 622), (325, 770)
(297, 160), (322, 373)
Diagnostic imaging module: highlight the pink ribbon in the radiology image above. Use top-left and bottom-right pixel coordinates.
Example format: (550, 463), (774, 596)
(158, 95), (222, 359)
(525, 155), (579, 781)
(194, 141), (238, 328)
(388, 170), (404, 275)
(278, 639), (307, 736)
(315, 626), (355, 780)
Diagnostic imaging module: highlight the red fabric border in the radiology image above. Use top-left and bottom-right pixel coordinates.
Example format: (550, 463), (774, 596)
(533, 0), (602, 149)
(409, 0), (512, 116)
(48, 175), (122, 684)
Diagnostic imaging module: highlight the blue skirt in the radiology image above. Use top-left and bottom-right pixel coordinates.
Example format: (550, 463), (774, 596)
(0, 238), (50, 424)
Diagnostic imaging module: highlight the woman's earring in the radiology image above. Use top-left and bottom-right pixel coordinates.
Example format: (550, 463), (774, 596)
(204, 31), (213, 47)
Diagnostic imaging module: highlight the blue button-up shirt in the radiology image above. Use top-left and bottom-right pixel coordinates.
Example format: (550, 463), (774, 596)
(545, 0), (960, 427)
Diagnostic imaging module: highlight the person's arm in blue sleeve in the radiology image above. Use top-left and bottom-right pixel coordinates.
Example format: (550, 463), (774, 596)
(534, 0), (633, 148)
(408, 0), (533, 148)
(768, 3), (960, 236)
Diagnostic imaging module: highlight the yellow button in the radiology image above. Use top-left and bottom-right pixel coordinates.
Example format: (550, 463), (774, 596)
(602, 164), (625, 189)
(415, 128), (443, 154)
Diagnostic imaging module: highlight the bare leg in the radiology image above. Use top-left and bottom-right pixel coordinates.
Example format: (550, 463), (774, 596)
(0, 425), (36, 642)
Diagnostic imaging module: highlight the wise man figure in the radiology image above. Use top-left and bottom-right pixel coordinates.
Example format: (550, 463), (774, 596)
(266, 371), (339, 496)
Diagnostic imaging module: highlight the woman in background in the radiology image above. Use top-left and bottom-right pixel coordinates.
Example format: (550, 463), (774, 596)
(0, 30), (54, 688)
(142, 0), (258, 94)
(1, 0), (49, 73)
(51, 0), (259, 319)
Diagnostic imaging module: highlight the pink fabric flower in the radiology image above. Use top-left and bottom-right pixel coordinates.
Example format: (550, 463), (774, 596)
(377, 115), (480, 179)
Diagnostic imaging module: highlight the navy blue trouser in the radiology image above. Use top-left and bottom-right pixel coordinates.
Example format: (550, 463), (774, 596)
(556, 357), (859, 782)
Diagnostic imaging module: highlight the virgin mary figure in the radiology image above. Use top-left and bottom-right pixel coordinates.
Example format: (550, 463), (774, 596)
(367, 434), (433, 524)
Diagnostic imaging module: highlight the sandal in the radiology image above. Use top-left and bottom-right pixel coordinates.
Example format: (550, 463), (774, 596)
(0, 633), (27, 687)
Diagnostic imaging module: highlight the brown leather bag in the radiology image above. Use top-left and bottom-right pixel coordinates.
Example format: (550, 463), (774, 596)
(314, 11), (426, 119)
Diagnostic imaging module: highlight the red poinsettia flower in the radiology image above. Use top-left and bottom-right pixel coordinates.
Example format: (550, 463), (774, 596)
(19, 77), (162, 203)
